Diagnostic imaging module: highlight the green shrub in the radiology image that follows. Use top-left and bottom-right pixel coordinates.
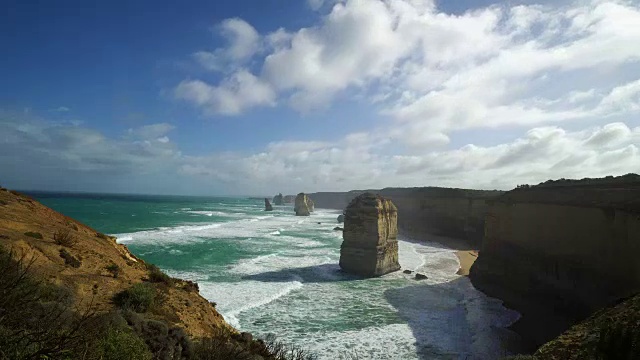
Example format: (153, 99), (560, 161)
(59, 249), (81, 268)
(122, 310), (192, 359)
(0, 247), (102, 359)
(53, 229), (76, 247)
(24, 231), (43, 239)
(98, 328), (152, 360)
(146, 264), (174, 285)
(106, 263), (121, 278)
(596, 322), (640, 359)
(113, 283), (156, 312)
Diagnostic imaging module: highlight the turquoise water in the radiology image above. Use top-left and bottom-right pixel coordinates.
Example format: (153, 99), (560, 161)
(33, 192), (519, 360)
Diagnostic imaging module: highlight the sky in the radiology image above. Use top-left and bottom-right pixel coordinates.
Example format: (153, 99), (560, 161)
(1, 0), (639, 195)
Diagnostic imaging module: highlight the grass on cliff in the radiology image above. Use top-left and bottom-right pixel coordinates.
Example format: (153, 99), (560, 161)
(0, 245), (317, 360)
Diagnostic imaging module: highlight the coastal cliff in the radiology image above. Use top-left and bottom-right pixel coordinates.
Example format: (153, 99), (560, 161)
(0, 187), (309, 359)
(310, 187), (503, 246)
(470, 174), (640, 351)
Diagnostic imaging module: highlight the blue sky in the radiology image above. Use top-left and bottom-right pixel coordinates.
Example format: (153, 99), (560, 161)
(1, 0), (639, 195)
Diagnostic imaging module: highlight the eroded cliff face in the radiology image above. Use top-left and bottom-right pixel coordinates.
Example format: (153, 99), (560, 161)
(310, 188), (503, 246)
(294, 193), (311, 216)
(470, 178), (640, 350)
(339, 193), (401, 277)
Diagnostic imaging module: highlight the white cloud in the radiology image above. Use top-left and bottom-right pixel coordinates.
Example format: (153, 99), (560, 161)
(179, 121), (639, 193)
(175, 70), (276, 115)
(175, 0), (640, 156)
(192, 18), (260, 72)
(50, 106), (70, 112)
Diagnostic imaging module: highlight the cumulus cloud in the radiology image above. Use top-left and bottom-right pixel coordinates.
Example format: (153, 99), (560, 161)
(192, 18), (261, 72)
(175, 70), (276, 115)
(175, 0), (640, 159)
(179, 122), (640, 193)
(1, 108), (638, 194)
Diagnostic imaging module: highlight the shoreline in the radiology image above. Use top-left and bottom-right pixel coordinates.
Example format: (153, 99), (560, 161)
(455, 250), (478, 276)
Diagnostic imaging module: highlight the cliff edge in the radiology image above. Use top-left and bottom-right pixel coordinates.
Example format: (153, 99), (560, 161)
(470, 174), (640, 351)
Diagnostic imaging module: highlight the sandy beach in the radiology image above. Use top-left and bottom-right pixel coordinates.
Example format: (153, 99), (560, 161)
(456, 250), (478, 276)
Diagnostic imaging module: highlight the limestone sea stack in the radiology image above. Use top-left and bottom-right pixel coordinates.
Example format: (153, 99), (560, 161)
(273, 193), (284, 205)
(264, 198), (273, 211)
(307, 197), (315, 212)
(294, 193), (311, 216)
(339, 193), (401, 277)
(283, 195), (296, 204)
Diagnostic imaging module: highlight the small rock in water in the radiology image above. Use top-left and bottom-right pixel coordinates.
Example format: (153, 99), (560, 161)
(317, 222), (322, 224)
(333, 227), (344, 231)
(337, 214), (345, 223)
(403, 270), (413, 274)
(415, 273), (428, 280)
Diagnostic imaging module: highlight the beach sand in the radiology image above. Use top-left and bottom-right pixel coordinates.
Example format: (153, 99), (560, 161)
(455, 250), (478, 276)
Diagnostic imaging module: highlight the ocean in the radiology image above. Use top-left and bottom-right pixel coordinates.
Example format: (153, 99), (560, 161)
(32, 192), (520, 360)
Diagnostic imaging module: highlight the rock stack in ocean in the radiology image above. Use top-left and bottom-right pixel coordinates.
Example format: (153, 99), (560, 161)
(307, 197), (315, 212)
(294, 193), (311, 216)
(337, 214), (344, 223)
(264, 198), (273, 211)
(273, 193), (284, 205)
(283, 195), (295, 204)
(339, 193), (401, 277)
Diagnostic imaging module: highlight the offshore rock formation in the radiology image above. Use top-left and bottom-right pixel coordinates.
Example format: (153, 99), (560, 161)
(264, 198), (273, 211)
(283, 195), (295, 204)
(337, 214), (344, 223)
(339, 193), (401, 277)
(307, 197), (315, 212)
(272, 193), (284, 205)
(470, 174), (640, 351)
(294, 193), (311, 216)
(309, 187), (503, 246)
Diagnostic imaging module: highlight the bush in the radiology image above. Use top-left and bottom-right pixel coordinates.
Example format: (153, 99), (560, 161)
(146, 264), (174, 285)
(113, 283), (156, 313)
(122, 310), (192, 359)
(59, 249), (81, 268)
(24, 231), (43, 239)
(596, 322), (640, 359)
(98, 328), (152, 360)
(106, 263), (121, 278)
(53, 229), (76, 247)
(0, 247), (102, 359)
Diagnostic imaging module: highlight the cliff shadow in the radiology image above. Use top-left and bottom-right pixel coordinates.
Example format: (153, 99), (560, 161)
(241, 263), (365, 283)
(383, 277), (523, 360)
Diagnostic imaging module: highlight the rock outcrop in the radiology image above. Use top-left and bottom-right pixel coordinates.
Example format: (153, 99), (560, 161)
(272, 193), (284, 205)
(469, 174), (640, 351)
(283, 195), (295, 204)
(294, 193), (311, 216)
(339, 193), (401, 277)
(337, 214), (344, 223)
(264, 198), (273, 211)
(309, 187), (503, 246)
(307, 197), (314, 212)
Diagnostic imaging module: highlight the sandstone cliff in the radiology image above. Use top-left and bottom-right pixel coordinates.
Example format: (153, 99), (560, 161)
(470, 175), (640, 351)
(0, 188), (229, 339)
(310, 187), (503, 246)
(294, 193), (311, 216)
(273, 193), (284, 205)
(339, 193), (401, 277)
